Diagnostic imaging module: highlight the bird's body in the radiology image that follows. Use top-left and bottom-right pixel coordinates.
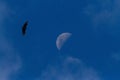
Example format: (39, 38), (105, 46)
(22, 21), (28, 36)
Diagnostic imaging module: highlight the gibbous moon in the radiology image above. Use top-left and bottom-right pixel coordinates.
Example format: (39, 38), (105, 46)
(56, 32), (72, 50)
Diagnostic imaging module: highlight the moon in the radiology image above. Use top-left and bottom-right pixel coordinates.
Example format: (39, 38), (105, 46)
(56, 32), (72, 50)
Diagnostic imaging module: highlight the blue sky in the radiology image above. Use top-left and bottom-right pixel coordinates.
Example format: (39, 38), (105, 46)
(0, 0), (120, 80)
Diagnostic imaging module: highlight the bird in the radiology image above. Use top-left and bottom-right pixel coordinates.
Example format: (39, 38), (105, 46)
(22, 21), (28, 36)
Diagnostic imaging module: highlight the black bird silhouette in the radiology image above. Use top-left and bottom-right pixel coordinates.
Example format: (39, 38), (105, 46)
(22, 21), (28, 36)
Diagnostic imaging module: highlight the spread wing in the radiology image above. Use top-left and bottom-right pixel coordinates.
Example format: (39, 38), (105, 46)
(22, 21), (28, 36)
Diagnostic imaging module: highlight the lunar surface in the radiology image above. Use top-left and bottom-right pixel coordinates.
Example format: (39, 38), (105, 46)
(56, 32), (72, 50)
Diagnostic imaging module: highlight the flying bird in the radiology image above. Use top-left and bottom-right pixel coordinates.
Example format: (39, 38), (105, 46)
(22, 21), (28, 36)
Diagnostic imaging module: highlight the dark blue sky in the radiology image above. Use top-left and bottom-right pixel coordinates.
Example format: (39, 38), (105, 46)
(0, 0), (120, 80)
